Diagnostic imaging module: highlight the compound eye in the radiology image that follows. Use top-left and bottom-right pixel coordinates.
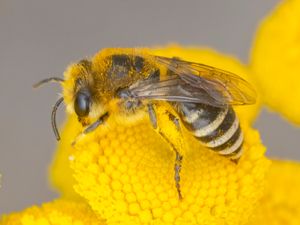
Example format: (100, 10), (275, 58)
(74, 91), (90, 117)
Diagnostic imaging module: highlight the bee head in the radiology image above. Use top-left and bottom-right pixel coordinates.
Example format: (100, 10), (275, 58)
(68, 61), (107, 127)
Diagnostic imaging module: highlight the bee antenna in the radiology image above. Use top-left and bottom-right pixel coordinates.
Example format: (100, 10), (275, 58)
(51, 97), (64, 141)
(33, 77), (64, 88)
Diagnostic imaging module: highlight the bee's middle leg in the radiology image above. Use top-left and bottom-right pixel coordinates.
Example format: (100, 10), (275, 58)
(147, 104), (183, 200)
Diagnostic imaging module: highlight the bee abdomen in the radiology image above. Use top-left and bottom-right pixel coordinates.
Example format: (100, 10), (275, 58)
(178, 103), (243, 160)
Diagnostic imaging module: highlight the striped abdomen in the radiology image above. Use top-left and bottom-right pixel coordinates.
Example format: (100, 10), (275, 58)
(175, 102), (243, 160)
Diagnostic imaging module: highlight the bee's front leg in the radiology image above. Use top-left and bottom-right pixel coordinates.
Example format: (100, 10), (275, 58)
(72, 112), (109, 146)
(147, 104), (183, 200)
(83, 112), (109, 134)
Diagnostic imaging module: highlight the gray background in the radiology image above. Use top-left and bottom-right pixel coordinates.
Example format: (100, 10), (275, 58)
(1, 0), (299, 215)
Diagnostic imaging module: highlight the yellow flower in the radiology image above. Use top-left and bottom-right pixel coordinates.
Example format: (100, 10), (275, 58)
(251, 0), (300, 125)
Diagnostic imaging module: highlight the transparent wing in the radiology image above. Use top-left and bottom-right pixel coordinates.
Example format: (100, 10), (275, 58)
(129, 56), (257, 107)
(155, 56), (257, 105)
(129, 75), (226, 107)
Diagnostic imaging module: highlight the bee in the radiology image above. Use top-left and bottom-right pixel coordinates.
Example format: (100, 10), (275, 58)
(34, 48), (256, 199)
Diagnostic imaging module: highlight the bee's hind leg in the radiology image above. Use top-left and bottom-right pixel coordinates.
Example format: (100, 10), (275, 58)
(174, 151), (183, 200)
(147, 104), (183, 200)
(72, 112), (109, 146)
(167, 112), (183, 200)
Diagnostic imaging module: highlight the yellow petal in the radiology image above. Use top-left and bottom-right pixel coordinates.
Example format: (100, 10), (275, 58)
(247, 160), (300, 225)
(251, 0), (300, 125)
(0, 199), (103, 225)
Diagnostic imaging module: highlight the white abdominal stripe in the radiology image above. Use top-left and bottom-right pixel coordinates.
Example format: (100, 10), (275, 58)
(204, 117), (240, 148)
(193, 107), (244, 157)
(218, 132), (243, 155)
(193, 107), (228, 137)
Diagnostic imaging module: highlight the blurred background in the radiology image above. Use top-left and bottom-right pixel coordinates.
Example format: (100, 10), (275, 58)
(1, 0), (299, 215)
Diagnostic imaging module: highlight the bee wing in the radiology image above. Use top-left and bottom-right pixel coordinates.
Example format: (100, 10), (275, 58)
(156, 56), (257, 105)
(129, 56), (257, 107)
(129, 75), (228, 107)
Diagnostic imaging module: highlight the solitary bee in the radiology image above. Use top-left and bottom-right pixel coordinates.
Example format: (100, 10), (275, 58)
(35, 48), (256, 199)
